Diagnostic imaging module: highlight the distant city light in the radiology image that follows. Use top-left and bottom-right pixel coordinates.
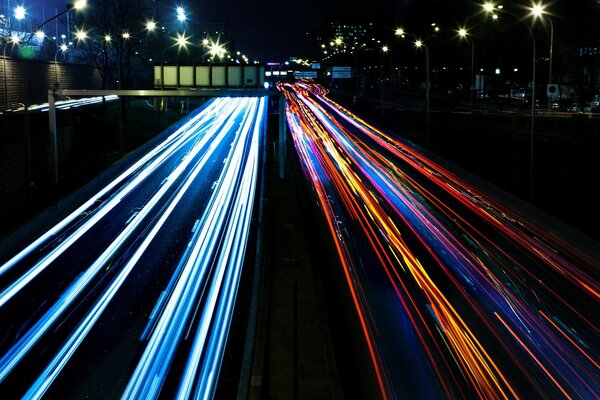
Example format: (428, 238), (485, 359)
(14, 5), (26, 20)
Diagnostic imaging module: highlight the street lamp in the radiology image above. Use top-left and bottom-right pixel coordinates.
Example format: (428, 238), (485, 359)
(458, 27), (476, 111)
(414, 39), (430, 147)
(3, 35), (20, 110)
(396, 28), (431, 147)
(146, 20), (157, 32)
(23, 0), (87, 189)
(381, 45), (388, 121)
(14, 5), (26, 20)
(530, 2), (554, 110)
(24, 0), (86, 48)
(54, 44), (68, 89)
(483, 1), (537, 201)
(176, 7), (186, 22)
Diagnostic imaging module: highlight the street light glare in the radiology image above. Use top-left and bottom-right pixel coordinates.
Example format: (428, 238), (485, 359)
(176, 7), (186, 22)
(73, 0), (87, 10)
(10, 35), (20, 45)
(382, 45), (389, 53)
(75, 29), (87, 41)
(14, 5), (26, 20)
(483, 2), (495, 12)
(458, 28), (468, 37)
(414, 40), (423, 48)
(146, 20), (157, 31)
(104, 34), (112, 42)
(35, 30), (45, 40)
(530, 2), (547, 18)
(60, 44), (68, 52)
(122, 32), (131, 40)
(176, 33), (189, 48)
(395, 28), (405, 36)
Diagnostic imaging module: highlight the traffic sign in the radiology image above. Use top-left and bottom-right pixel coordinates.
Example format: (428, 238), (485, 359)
(547, 84), (560, 99)
(332, 66), (352, 79)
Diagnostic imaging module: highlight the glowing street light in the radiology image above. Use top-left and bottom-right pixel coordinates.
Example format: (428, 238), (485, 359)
(122, 32), (131, 40)
(176, 7), (186, 22)
(14, 5), (26, 20)
(72, 0), (87, 10)
(35, 30), (46, 41)
(74, 28), (88, 42)
(176, 32), (190, 49)
(146, 20), (157, 31)
(380, 45), (389, 121)
(54, 44), (69, 89)
(104, 34), (112, 43)
(207, 40), (227, 60)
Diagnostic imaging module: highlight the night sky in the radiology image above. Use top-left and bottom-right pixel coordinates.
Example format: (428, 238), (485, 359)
(193, 0), (397, 60)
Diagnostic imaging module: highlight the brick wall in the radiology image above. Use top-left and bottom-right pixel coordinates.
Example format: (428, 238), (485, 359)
(0, 57), (102, 108)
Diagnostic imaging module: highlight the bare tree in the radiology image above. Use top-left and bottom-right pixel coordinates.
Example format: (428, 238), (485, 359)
(76, 0), (154, 88)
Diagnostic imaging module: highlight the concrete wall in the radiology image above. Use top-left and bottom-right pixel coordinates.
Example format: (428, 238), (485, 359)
(0, 57), (102, 108)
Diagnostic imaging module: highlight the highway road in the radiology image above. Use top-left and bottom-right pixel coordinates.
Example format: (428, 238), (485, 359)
(0, 96), (267, 399)
(281, 81), (600, 399)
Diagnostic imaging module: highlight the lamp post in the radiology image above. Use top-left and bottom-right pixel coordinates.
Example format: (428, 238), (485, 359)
(531, 3), (554, 110)
(415, 40), (430, 147)
(23, 0), (87, 189)
(24, 1), (86, 48)
(3, 35), (20, 110)
(54, 44), (68, 89)
(381, 45), (388, 122)
(483, 2), (537, 201)
(458, 28), (476, 111)
(396, 28), (431, 147)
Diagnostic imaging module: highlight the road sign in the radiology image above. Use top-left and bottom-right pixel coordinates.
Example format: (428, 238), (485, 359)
(332, 66), (352, 79)
(294, 71), (318, 79)
(547, 84), (560, 99)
